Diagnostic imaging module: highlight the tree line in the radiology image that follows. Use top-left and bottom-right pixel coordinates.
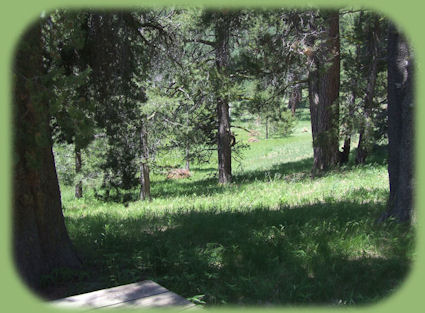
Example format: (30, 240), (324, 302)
(12, 8), (413, 291)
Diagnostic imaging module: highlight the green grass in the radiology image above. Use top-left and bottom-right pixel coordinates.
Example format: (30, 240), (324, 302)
(47, 109), (414, 306)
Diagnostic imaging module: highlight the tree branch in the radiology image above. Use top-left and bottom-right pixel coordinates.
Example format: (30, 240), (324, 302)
(185, 38), (216, 48)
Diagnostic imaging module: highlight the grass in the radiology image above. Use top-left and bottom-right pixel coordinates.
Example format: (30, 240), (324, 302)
(45, 109), (414, 306)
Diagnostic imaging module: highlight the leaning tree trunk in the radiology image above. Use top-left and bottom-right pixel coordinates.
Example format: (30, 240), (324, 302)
(380, 26), (414, 223)
(74, 145), (83, 198)
(13, 22), (81, 291)
(215, 14), (232, 184)
(356, 19), (380, 164)
(308, 11), (340, 176)
(139, 120), (151, 201)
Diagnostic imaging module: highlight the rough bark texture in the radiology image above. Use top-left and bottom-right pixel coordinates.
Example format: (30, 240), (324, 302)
(215, 14), (232, 184)
(75, 146), (83, 198)
(308, 11), (340, 176)
(356, 19), (380, 164)
(380, 26), (414, 223)
(139, 121), (151, 201)
(13, 23), (81, 291)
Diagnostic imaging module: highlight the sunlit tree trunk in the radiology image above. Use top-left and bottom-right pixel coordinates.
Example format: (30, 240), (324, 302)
(215, 13), (232, 184)
(308, 11), (340, 176)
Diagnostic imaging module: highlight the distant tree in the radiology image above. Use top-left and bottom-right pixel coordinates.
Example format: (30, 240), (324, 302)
(380, 25), (414, 223)
(13, 21), (81, 290)
(287, 72), (303, 116)
(188, 10), (243, 184)
(212, 11), (233, 184)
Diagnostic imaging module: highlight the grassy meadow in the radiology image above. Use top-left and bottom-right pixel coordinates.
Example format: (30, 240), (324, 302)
(46, 109), (414, 306)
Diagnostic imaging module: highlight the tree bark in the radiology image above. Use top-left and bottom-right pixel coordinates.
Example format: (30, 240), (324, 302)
(265, 117), (269, 139)
(74, 146), (83, 198)
(308, 11), (341, 176)
(356, 18), (380, 164)
(13, 22), (81, 291)
(215, 14), (232, 184)
(185, 145), (190, 171)
(380, 26), (414, 223)
(139, 120), (151, 201)
(339, 83), (356, 164)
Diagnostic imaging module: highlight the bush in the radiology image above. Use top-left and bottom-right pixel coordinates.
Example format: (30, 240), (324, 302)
(270, 110), (296, 137)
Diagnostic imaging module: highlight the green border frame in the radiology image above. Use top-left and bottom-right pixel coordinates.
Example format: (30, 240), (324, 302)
(1, 1), (423, 312)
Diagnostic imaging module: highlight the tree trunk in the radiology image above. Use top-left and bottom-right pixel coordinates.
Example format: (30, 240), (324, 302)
(185, 101), (190, 171)
(356, 18), (380, 164)
(340, 87), (357, 164)
(308, 11), (340, 176)
(74, 146), (83, 198)
(185, 144), (190, 171)
(265, 117), (269, 139)
(215, 14), (232, 184)
(380, 26), (414, 223)
(288, 73), (302, 116)
(139, 121), (151, 201)
(339, 136), (351, 164)
(13, 22), (81, 291)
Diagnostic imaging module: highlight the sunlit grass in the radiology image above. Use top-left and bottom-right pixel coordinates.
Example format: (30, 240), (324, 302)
(51, 109), (414, 305)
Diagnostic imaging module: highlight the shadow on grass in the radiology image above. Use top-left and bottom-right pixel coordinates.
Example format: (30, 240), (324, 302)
(51, 198), (412, 306)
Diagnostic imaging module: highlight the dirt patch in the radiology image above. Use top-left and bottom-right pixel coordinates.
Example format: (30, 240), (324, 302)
(166, 168), (191, 179)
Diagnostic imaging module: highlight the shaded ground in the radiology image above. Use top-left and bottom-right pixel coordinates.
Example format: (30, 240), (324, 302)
(43, 194), (412, 305)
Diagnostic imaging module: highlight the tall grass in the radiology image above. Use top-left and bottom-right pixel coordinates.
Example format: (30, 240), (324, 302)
(47, 109), (414, 306)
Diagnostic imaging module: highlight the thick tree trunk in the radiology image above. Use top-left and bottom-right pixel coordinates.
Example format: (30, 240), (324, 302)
(13, 23), (81, 291)
(380, 26), (414, 223)
(308, 11), (340, 176)
(215, 14), (232, 184)
(139, 121), (151, 201)
(75, 146), (83, 198)
(356, 19), (380, 164)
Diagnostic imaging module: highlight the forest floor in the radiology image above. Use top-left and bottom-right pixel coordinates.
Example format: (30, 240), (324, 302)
(43, 109), (414, 306)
